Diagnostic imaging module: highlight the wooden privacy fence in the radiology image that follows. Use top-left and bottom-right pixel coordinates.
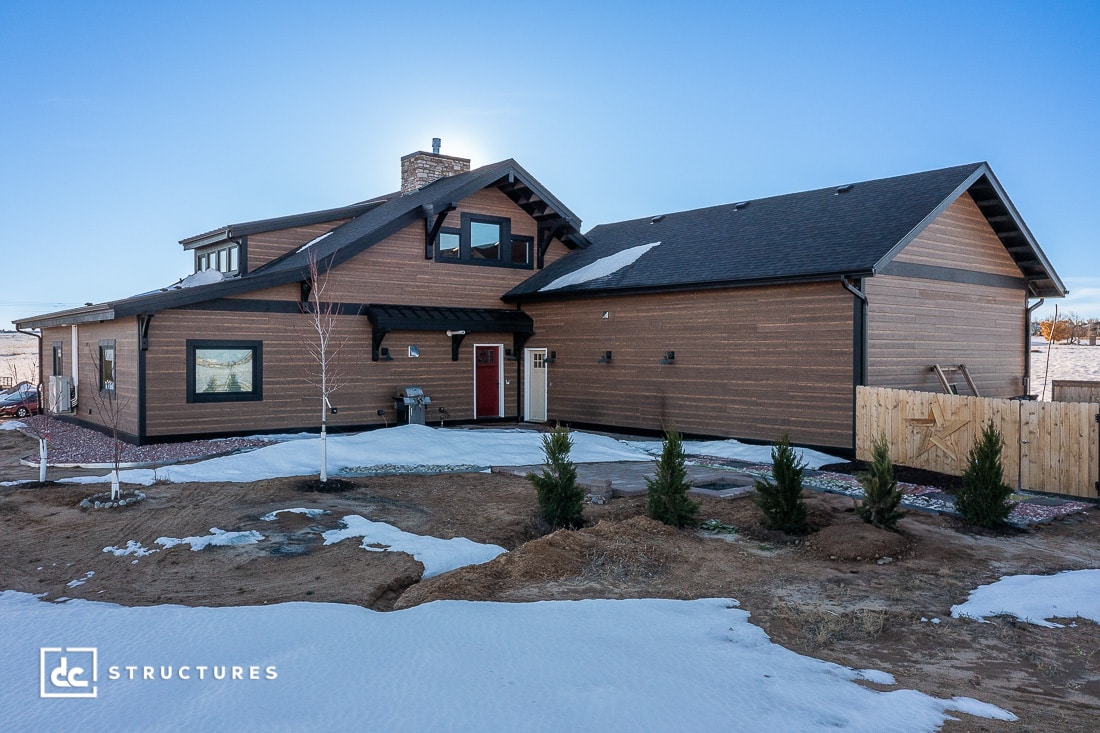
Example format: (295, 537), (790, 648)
(856, 386), (1100, 499)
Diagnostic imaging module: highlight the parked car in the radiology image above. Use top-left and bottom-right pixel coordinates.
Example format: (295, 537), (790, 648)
(0, 383), (38, 418)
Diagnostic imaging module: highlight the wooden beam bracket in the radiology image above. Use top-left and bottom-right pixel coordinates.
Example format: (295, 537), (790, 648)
(371, 326), (390, 362)
(424, 203), (457, 259)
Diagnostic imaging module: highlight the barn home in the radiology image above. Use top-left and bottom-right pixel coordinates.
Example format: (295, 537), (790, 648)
(16, 149), (1065, 452)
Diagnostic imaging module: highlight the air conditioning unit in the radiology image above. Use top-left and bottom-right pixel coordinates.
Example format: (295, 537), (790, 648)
(49, 375), (73, 412)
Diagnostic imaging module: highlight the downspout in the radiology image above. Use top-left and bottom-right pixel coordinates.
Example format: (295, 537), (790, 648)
(1024, 295), (1045, 397)
(841, 276), (868, 454)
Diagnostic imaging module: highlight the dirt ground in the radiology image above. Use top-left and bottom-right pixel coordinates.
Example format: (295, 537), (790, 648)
(1, 428), (1098, 732)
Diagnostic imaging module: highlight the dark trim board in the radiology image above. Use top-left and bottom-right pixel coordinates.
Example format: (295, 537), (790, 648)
(878, 261), (1028, 290)
(505, 270), (875, 304)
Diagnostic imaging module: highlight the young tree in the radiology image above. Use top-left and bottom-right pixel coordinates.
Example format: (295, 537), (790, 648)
(856, 433), (906, 529)
(955, 421), (1013, 528)
(646, 427), (699, 528)
(301, 248), (349, 483)
(753, 434), (809, 534)
(527, 424), (584, 530)
(86, 345), (131, 501)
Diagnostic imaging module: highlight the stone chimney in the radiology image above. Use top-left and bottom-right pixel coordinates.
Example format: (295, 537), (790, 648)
(400, 138), (471, 194)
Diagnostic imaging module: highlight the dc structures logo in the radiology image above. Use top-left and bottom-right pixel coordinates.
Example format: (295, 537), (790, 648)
(40, 647), (98, 698)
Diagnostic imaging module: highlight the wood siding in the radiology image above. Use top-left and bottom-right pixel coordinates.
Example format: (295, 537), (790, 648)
(143, 308), (520, 438)
(893, 193), (1023, 276)
(43, 320), (140, 436)
(322, 188), (570, 307)
(245, 220), (352, 272)
(521, 283), (855, 449)
(867, 195), (1027, 397)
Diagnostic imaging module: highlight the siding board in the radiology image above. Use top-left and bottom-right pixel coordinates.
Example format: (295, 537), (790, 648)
(522, 282), (855, 448)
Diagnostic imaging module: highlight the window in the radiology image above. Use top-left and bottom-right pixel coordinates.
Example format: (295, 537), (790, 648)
(98, 340), (115, 394)
(438, 230), (461, 259)
(195, 243), (241, 274)
(52, 342), (63, 376)
(433, 213), (532, 269)
(186, 340), (263, 403)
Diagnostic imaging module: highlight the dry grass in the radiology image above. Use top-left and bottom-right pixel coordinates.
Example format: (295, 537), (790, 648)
(776, 603), (894, 649)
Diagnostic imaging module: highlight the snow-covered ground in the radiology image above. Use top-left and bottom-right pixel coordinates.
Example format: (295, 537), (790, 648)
(3, 591), (1016, 732)
(1028, 338), (1100, 400)
(950, 569), (1100, 628)
(0, 331), (38, 385)
(43, 424), (841, 487)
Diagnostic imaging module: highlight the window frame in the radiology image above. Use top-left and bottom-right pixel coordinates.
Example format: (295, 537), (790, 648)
(51, 341), (64, 377)
(98, 339), (116, 395)
(432, 213), (532, 270)
(186, 339), (263, 404)
(195, 243), (241, 275)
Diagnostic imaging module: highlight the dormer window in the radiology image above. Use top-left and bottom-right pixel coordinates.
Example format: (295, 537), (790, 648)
(196, 243), (240, 274)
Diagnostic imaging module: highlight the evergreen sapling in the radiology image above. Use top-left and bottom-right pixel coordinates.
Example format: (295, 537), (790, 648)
(646, 428), (699, 527)
(527, 424), (584, 530)
(956, 421), (1013, 528)
(753, 434), (809, 534)
(856, 434), (906, 529)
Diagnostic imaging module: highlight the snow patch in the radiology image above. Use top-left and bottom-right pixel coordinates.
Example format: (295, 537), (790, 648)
(951, 569), (1100, 627)
(260, 508), (329, 521)
(296, 230), (333, 253)
(103, 541), (158, 557)
(59, 424), (653, 486)
(65, 571), (94, 588)
(156, 528), (264, 551)
(540, 241), (660, 291)
(322, 515), (505, 578)
(0, 593), (1016, 731)
(167, 269), (225, 290)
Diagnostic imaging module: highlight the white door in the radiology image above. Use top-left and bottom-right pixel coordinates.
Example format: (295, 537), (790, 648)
(525, 348), (548, 422)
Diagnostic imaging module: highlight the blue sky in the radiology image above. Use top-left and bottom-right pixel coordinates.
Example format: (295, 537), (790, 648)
(2, 1), (1098, 329)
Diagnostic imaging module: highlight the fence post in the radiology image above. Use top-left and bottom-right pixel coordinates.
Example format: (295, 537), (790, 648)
(1095, 412), (1099, 496)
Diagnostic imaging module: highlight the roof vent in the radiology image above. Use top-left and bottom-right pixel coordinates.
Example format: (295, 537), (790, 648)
(835, 184), (854, 195)
(650, 215), (665, 224)
(733, 201), (750, 210)
(432, 137), (441, 155)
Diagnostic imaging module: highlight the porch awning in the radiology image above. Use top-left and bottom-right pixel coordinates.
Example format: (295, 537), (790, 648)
(364, 304), (533, 361)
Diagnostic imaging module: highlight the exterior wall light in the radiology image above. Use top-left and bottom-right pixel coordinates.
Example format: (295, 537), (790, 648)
(598, 350), (613, 364)
(661, 351), (675, 364)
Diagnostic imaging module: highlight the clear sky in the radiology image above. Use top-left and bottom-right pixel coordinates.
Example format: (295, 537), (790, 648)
(2, 1), (1098, 330)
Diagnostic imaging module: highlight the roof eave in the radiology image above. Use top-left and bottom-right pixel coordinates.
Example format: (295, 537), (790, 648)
(14, 305), (117, 330)
(505, 270), (873, 303)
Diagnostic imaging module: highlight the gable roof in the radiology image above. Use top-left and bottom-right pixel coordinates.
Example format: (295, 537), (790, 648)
(15, 159), (587, 330)
(504, 162), (1065, 302)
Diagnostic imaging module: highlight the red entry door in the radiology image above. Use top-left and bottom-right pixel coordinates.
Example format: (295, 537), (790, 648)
(475, 346), (500, 418)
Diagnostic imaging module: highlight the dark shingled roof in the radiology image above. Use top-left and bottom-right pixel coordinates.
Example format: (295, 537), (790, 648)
(504, 162), (1065, 301)
(16, 159), (586, 329)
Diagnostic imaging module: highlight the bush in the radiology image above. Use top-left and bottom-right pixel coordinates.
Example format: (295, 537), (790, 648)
(856, 434), (906, 529)
(754, 434), (809, 534)
(956, 421), (1013, 527)
(646, 428), (699, 528)
(527, 424), (584, 530)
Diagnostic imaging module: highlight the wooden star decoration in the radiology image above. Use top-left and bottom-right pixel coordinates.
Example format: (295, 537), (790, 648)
(906, 401), (970, 464)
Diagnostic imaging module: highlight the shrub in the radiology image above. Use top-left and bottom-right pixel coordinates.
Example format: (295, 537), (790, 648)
(646, 428), (699, 528)
(956, 421), (1013, 527)
(754, 434), (809, 534)
(856, 434), (906, 529)
(527, 424), (584, 530)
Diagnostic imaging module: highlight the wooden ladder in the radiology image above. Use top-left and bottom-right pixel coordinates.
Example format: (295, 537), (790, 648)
(931, 364), (980, 396)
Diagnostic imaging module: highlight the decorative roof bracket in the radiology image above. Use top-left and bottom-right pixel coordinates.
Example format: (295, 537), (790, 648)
(424, 203), (457, 259)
